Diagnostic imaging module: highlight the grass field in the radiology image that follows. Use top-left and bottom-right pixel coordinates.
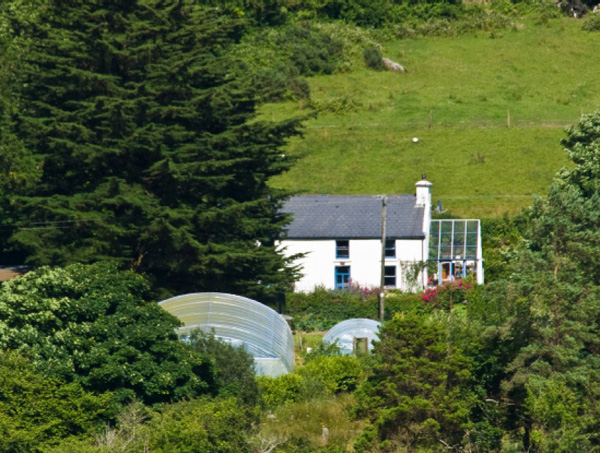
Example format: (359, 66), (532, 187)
(265, 17), (600, 217)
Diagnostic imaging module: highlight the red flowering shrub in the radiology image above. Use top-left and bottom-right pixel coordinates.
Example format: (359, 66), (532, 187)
(422, 279), (472, 310)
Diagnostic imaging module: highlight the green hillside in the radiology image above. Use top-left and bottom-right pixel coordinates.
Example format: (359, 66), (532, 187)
(265, 18), (600, 217)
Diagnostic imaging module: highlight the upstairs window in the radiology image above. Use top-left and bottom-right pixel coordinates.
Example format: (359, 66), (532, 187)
(385, 239), (396, 258)
(336, 240), (349, 259)
(384, 266), (396, 287)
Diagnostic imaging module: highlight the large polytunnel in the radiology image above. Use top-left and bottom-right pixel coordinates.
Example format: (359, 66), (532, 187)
(159, 292), (294, 377)
(322, 318), (382, 356)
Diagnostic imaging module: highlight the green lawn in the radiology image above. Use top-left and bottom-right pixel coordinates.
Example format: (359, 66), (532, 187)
(265, 18), (600, 217)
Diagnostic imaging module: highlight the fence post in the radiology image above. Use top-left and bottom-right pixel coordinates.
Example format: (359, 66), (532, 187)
(507, 110), (510, 128)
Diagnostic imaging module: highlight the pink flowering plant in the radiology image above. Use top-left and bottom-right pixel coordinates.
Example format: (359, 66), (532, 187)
(422, 279), (472, 311)
(347, 279), (380, 298)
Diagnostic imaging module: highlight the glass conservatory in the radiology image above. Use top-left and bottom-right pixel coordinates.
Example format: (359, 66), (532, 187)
(428, 219), (484, 285)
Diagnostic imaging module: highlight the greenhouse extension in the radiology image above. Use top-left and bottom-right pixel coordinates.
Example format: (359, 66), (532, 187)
(322, 318), (382, 356)
(159, 292), (294, 377)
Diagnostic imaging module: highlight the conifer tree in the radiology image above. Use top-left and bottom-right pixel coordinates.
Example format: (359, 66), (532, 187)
(0, 0), (301, 298)
(486, 112), (600, 450)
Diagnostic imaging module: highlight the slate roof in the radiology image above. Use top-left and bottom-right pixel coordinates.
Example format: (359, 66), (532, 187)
(282, 195), (425, 240)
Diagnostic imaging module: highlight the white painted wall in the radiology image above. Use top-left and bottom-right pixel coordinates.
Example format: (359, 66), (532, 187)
(280, 240), (336, 291)
(279, 238), (427, 292)
(348, 239), (380, 288)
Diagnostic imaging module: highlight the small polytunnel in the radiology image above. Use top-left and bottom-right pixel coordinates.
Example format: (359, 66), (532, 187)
(322, 318), (382, 356)
(159, 292), (294, 377)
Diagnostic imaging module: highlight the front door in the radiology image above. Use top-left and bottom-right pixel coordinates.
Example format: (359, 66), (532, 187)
(335, 266), (350, 289)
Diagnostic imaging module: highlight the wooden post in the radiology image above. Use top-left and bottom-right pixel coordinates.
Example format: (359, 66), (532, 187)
(506, 110), (510, 128)
(354, 337), (369, 357)
(379, 196), (387, 321)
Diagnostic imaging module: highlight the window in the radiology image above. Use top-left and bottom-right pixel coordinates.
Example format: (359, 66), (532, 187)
(384, 266), (396, 287)
(336, 240), (349, 259)
(385, 239), (396, 258)
(335, 266), (351, 289)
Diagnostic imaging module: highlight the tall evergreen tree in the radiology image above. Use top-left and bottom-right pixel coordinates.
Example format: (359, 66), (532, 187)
(483, 112), (600, 450)
(0, 0), (301, 298)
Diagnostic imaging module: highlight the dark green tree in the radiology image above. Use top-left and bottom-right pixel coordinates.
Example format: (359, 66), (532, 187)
(557, 110), (600, 197)
(0, 263), (216, 405)
(480, 112), (600, 450)
(0, 0), (301, 299)
(353, 312), (475, 452)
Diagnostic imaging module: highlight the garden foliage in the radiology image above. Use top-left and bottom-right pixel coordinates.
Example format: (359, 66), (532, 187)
(286, 286), (423, 331)
(53, 397), (254, 453)
(188, 329), (259, 407)
(0, 353), (110, 452)
(0, 263), (215, 405)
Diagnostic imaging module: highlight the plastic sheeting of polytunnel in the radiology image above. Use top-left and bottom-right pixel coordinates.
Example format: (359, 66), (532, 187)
(322, 318), (382, 356)
(159, 293), (294, 377)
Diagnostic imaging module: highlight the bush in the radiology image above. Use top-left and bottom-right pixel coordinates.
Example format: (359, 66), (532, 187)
(298, 355), (364, 394)
(363, 46), (385, 71)
(257, 374), (305, 409)
(53, 397), (254, 453)
(582, 13), (600, 31)
(253, 64), (311, 102)
(0, 353), (110, 451)
(286, 287), (424, 331)
(188, 330), (259, 407)
(277, 25), (344, 76)
(0, 263), (215, 405)
(286, 287), (378, 331)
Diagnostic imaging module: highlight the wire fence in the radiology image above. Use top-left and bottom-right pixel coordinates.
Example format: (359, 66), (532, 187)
(306, 117), (576, 131)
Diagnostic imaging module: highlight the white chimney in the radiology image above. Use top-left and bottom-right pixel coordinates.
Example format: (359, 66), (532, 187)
(415, 174), (432, 208)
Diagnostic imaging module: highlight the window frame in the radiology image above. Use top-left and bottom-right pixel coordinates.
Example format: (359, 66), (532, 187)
(336, 240), (350, 259)
(385, 239), (396, 258)
(384, 265), (396, 288)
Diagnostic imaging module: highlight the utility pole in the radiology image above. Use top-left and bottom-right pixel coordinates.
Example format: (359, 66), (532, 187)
(379, 195), (387, 321)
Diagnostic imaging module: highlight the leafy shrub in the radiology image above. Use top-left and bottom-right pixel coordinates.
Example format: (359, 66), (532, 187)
(53, 397), (254, 453)
(257, 373), (305, 409)
(253, 63), (311, 102)
(0, 263), (215, 405)
(389, 4), (514, 38)
(384, 290), (427, 316)
(286, 287), (423, 331)
(582, 13), (600, 31)
(286, 287), (378, 331)
(317, 0), (393, 27)
(0, 353), (110, 451)
(188, 329), (259, 407)
(277, 25), (343, 76)
(362, 46), (385, 71)
(298, 355), (364, 394)
(311, 95), (363, 114)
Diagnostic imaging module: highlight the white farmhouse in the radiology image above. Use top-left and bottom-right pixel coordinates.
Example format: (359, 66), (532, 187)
(280, 177), (484, 292)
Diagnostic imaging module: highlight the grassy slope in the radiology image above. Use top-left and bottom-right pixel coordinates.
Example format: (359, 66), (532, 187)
(266, 18), (600, 217)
